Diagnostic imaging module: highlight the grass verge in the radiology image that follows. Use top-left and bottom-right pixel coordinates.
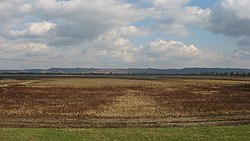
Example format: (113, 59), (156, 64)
(0, 126), (249, 141)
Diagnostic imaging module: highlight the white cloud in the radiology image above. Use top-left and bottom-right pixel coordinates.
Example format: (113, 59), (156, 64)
(0, 0), (249, 69)
(1, 0), (147, 46)
(0, 41), (51, 60)
(82, 29), (222, 68)
(220, 0), (250, 19)
(83, 27), (142, 63)
(236, 37), (250, 46)
(35, 0), (146, 41)
(13, 42), (49, 53)
(118, 26), (149, 37)
(0, 0), (32, 19)
(10, 21), (57, 37)
(143, 39), (222, 68)
(234, 37), (250, 60)
(144, 1), (210, 36)
(176, 7), (211, 26)
(208, 0), (250, 36)
(151, 21), (189, 36)
(234, 47), (250, 59)
(148, 39), (200, 58)
(142, 0), (190, 9)
(0, 34), (226, 69)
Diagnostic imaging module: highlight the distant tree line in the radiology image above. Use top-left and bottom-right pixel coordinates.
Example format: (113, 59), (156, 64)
(1, 71), (250, 76)
(192, 72), (250, 76)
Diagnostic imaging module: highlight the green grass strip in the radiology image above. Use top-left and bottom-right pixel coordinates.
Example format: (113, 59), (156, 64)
(0, 126), (249, 141)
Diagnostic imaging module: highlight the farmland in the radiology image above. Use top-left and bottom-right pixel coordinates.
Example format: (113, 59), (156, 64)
(1, 126), (250, 141)
(0, 75), (249, 128)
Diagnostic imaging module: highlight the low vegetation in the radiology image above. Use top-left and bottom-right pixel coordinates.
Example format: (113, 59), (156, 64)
(0, 75), (249, 128)
(0, 126), (250, 141)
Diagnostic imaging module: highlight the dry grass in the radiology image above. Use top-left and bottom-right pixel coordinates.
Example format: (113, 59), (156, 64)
(0, 75), (249, 127)
(88, 89), (160, 118)
(29, 78), (151, 88)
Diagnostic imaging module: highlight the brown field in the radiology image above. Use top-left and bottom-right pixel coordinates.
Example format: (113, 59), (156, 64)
(0, 75), (249, 128)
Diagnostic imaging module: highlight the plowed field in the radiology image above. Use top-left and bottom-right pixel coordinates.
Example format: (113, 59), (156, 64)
(0, 75), (249, 128)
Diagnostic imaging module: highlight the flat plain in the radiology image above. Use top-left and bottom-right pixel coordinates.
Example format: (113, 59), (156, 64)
(0, 75), (249, 128)
(0, 126), (249, 141)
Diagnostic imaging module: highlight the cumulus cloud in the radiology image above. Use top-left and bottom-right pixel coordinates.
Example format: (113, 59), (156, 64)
(118, 26), (149, 37)
(144, 0), (250, 38)
(0, 0), (34, 38)
(151, 20), (189, 36)
(234, 37), (250, 60)
(208, 0), (250, 36)
(83, 26), (142, 63)
(203, 0), (250, 64)
(82, 27), (222, 68)
(0, 0), (150, 68)
(234, 47), (250, 59)
(13, 43), (48, 53)
(0, 40), (51, 60)
(35, 0), (146, 41)
(83, 28), (203, 64)
(1, 0), (147, 46)
(142, 39), (222, 68)
(148, 39), (200, 59)
(141, 0), (189, 9)
(10, 21), (57, 37)
(0, 0), (32, 19)
(142, 0), (210, 36)
(236, 37), (250, 46)
(176, 7), (211, 26)
(0, 0), (249, 69)
(0, 35), (225, 69)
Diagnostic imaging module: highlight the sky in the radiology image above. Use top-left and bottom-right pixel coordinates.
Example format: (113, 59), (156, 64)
(0, 0), (250, 69)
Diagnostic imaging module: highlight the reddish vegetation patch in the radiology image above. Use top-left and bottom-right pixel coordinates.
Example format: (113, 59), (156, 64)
(0, 86), (127, 118)
(146, 84), (250, 116)
(0, 76), (249, 128)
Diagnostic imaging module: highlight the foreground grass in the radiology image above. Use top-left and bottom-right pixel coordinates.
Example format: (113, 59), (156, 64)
(0, 126), (249, 141)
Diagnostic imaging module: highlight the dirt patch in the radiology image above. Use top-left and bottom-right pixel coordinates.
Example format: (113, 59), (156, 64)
(0, 115), (249, 128)
(0, 86), (125, 118)
(87, 90), (160, 118)
(0, 76), (249, 128)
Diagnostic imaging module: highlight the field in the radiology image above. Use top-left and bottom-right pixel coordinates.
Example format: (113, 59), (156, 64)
(0, 126), (250, 141)
(0, 75), (249, 128)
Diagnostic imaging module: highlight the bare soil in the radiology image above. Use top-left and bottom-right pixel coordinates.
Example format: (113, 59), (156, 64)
(0, 75), (249, 128)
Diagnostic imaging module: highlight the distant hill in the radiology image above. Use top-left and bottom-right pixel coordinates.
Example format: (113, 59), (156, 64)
(0, 68), (250, 76)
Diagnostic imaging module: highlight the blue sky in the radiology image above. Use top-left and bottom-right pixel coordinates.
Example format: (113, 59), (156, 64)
(0, 0), (249, 69)
(188, 0), (217, 8)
